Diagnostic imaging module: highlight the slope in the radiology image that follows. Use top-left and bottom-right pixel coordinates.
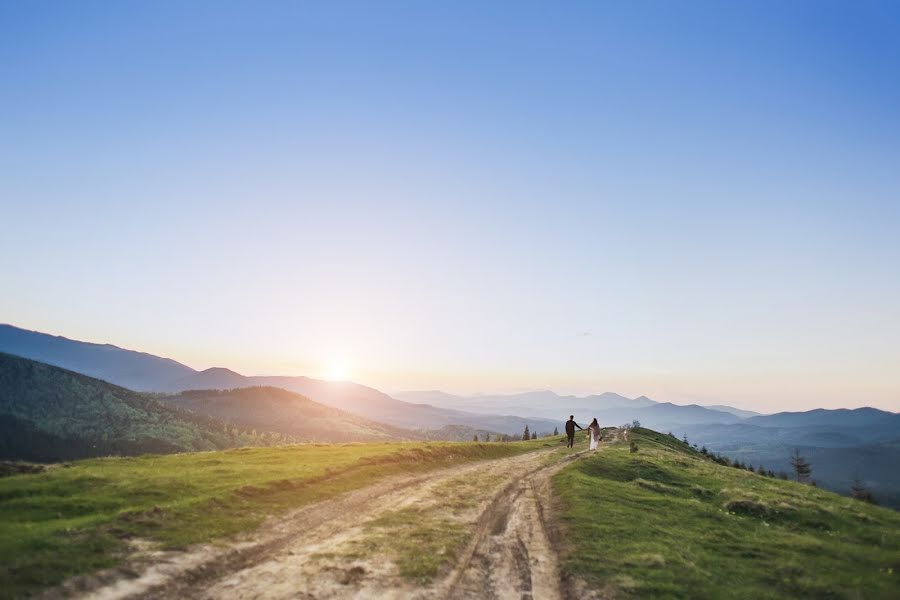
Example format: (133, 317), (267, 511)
(0, 437), (555, 598)
(171, 371), (562, 435)
(0, 324), (192, 391)
(162, 386), (418, 443)
(553, 428), (900, 598)
(0, 325), (560, 435)
(0, 353), (258, 462)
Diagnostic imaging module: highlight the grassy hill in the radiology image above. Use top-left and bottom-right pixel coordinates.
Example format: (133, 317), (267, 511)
(161, 386), (418, 443)
(553, 428), (900, 598)
(0, 353), (263, 462)
(0, 438), (550, 597)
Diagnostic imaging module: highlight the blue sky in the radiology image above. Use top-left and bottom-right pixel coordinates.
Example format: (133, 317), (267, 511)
(2, 1), (898, 411)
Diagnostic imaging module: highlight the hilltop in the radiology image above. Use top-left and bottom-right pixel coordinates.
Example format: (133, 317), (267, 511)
(1, 428), (897, 598)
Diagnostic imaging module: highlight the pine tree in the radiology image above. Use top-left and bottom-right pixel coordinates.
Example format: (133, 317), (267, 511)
(790, 449), (812, 483)
(531, 431), (537, 440)
(553, 426), (559, 436)
(522, 425), (531, 441)
(851, 476), (876, 504)
(473, 434), (479, 442)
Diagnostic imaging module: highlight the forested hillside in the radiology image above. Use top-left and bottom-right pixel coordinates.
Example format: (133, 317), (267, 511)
(162, 387), (418, 443)
(0, 353), (262, 461)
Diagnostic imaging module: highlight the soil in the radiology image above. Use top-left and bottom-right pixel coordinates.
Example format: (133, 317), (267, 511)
(53, 432), (622, 600)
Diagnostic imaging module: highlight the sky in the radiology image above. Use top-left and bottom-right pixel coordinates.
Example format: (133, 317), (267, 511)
(1, 1), (899, 412)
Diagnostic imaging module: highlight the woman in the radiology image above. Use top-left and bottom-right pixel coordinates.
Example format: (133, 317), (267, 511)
(588, 418), (602, 451)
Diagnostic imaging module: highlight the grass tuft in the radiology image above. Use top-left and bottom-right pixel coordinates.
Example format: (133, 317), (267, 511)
(553, 428), (900, 599)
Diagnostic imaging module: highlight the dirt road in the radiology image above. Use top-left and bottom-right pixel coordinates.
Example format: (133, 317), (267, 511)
(67, 432), (620, 600)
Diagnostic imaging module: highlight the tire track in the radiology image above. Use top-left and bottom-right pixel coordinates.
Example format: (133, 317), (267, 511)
(61, 431), (622, 600)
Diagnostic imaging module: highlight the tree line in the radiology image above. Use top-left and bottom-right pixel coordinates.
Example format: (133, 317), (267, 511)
(674, 432), (876, 504)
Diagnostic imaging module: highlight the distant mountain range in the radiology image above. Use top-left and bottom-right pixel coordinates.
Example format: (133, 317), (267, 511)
(394, 389), (751, 430)
(2, 323), (898, 506)
(0, 325), (559, 436)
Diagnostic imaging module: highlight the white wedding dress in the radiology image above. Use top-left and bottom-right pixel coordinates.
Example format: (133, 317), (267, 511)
(589, 426), (601, 450)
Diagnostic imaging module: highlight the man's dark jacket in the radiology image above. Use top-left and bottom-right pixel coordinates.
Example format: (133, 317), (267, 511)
(565, 419), (582, 435)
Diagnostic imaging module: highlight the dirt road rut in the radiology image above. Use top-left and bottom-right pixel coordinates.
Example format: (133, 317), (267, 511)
(70, 432), (620, 600)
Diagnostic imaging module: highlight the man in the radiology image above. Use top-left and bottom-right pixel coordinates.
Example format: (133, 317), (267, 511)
(565, 415), (583, 448)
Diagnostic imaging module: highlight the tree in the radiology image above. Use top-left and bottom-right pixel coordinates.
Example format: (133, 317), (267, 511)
(851, 476), (876, 504)
(682, 434), (689, 445)
(632, 420), (641, 429)
(531, 431), (537, 440)
(553, 426), (559, 436)
(790, 449), (812, 483)
(522, 425), (531, 441)
(473, 434), (479, 442)
(700, 446), (708, 456)
(485, 432), (490, 442)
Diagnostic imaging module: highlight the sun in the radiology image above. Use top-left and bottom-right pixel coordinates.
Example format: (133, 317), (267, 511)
(325, 361), (350, 382)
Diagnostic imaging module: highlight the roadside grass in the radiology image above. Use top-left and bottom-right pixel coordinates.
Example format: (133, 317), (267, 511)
(346, 506), (470, 582)
(553, 428), (900, 599)
(332, 435), (581, 583)
(0, 438), (551, 598)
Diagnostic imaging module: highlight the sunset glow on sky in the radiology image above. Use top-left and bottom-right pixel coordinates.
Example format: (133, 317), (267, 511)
(2, 2), (898, 412)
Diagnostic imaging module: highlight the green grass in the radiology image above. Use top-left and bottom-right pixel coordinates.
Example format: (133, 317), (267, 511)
(553, 428), (900, 599)
(335, 465), (514, 582)
(0, 438), (550, 598)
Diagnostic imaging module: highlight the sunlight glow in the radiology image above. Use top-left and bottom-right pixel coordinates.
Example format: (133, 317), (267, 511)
(325, 361), (350, 382)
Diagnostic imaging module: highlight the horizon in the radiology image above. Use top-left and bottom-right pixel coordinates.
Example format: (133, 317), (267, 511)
(2, 321), (896, 415)
(3, 2), (899, 414)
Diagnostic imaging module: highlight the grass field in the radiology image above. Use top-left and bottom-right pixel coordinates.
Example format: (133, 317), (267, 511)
(0, 438), (549, 597)
(553, 428), (900, 599)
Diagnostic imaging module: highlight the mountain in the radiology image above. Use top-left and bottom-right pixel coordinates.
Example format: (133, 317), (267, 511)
(746, 407), (897, 428)
(702, 404), (761, 419)
(168, 373), (561, 435)
(0, 325), (560, 436)
(395, 389), (741, 430)
(0, 324), (193, 391)
(394, 389), (658, 419)
(0, 352), (259, 462)
(161, 387), (417, 443)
